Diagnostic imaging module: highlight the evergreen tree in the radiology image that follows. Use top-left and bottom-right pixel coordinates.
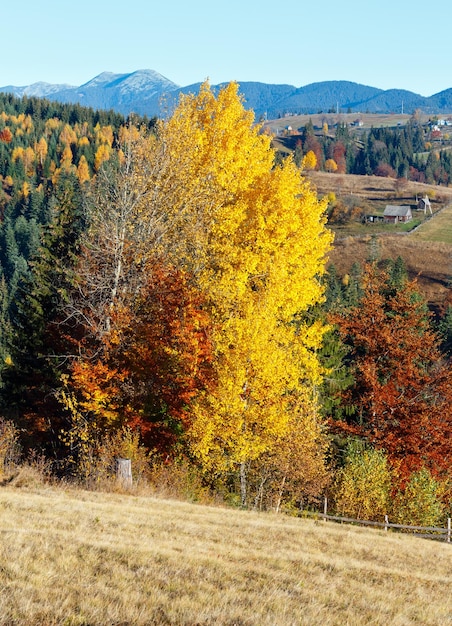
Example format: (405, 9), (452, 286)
(318, 326), (354, 420)
(387, 255), (408, 289)
(2, 171), (86, 453)
(437, 304), (452, 357)
(343, 261), (363, 307)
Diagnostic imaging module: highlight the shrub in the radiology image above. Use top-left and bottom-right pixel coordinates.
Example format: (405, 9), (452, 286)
(147, 456), (218, 504)
(0, 417), (21, 476)
(374, 163), (397, 178)
(392, 468), (445, 528)
(75, 426), (151, 490)
(333, 440), (393, 521)
(7, 454), (53, 489)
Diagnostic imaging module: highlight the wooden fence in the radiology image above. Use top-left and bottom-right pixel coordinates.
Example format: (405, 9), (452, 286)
(305, 498), (452, 543)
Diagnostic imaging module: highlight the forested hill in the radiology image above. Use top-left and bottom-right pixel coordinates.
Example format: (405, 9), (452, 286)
(0, 93), (153, 363)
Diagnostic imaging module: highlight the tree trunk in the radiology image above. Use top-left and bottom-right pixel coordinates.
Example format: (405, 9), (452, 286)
(275, 475), (286, 514)
(116, 458), (132, 489)
(240, 462), (247, 508)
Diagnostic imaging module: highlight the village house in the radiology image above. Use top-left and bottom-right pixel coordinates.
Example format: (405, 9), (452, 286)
(383, 205), (413, 224)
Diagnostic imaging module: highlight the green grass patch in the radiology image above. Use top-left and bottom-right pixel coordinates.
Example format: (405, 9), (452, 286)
(400, 218), (422, 232)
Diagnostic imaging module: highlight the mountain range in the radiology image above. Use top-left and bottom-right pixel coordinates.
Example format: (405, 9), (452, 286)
(2, 69), (452, 119)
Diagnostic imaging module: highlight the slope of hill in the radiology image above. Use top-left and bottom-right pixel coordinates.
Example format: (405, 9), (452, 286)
(360, 88), (433, 113)
(2, 72), (452, 118)
(306, 171), (452, 308)
(272, 80), (383, 116)
(430, 87), (452, 110)
(1, 484), (451, 625)
(140, 80), (299, 118)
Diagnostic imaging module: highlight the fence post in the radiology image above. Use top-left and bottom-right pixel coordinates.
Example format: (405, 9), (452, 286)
(323, 496), (328, 521)
(116, 458), (132, 489)
(384, 515), (389, 532)
(447, 518), (451, 543)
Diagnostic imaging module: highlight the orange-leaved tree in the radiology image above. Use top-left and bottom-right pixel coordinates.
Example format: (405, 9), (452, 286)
(331, 263), (452, 481)
(60, 123), (216, 458)
(64, 259), (214, 456)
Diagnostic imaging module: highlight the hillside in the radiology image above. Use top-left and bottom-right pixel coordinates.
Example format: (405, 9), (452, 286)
(1, 484), (451, 625)
(307, 171), (452, 308)
(329, 234), (452, 309)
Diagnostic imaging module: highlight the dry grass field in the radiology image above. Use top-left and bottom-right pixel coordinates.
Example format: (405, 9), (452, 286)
(1, 484), (452, 625)
(307, 171), (452, 206)
(412, 202), (452, 244)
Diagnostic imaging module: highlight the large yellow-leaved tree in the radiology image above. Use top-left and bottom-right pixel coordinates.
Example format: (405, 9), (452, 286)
(155, 83), (333, 505)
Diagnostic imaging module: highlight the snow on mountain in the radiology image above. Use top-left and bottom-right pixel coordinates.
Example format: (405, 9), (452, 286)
(1, 82), (74, 98)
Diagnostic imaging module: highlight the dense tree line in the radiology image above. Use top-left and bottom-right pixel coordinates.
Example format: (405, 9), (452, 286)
(290, 117), (452, 185)
(0, 93), (155, 366)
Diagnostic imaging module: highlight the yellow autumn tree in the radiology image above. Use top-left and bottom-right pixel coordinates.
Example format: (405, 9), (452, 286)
(155, 83), (333, 505)
(34, 137), (48, 167)
(94, 144), (111, 171)
(302, 149), (317, 171)
(325, 158), (338, 173)
(77, 155), (90, 184)
(95, 124), (114, 147)
(59, 123), (77, 146)
(60, 145), (73, 169)
(11, 146), (24, 163)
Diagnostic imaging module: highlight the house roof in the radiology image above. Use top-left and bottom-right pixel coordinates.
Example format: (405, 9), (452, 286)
(383, 205), (412, 217)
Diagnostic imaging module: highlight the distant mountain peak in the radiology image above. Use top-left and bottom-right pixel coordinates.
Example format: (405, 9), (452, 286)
(1, 71), (451, 118)
(1, 81), (74, 99)
(80, 72), (128, 88)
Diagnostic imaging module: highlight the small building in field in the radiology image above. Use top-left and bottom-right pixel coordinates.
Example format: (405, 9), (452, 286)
(383, 205), (413, 224)
(416, 195), (432, 214)
(362, 214), (385, 224)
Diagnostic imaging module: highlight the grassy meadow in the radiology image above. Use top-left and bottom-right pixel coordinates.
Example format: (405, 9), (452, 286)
(412, 202), (452, 243)
(1, 483), (451, 625)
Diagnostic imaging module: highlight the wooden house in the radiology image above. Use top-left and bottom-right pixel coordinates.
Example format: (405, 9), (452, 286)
(383, 205), (413, 224)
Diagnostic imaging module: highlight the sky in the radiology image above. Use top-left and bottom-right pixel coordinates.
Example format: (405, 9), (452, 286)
(2, 0), (451, 96)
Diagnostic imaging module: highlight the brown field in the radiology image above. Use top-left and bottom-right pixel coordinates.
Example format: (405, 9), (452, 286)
(307, 171), (452, 205)
(1, 484), (452, 625)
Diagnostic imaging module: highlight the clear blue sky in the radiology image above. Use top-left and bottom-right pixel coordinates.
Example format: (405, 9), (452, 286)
(2, 0), (451, 96)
